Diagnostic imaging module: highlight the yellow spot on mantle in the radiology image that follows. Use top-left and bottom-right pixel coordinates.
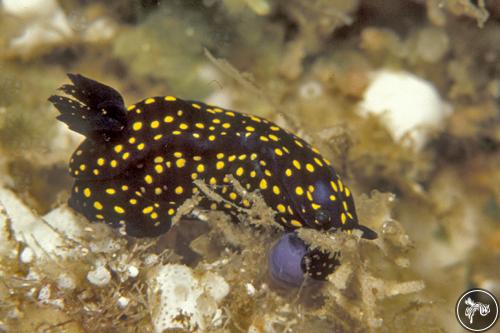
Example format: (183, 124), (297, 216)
(132, 122), (143, 131)
(155, 165), (164, 174)
(295, 186), (304, 195)
(268, 134), (279, 141)
(114, 145), (123, 153)
(114, 206), (125, 214)
(293, 160), (301, 170)
(330, 181), (338, 192)
(176, 159), (186, 168)
(272, 186), (280, 195)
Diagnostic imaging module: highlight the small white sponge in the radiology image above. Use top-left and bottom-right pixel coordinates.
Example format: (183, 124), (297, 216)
(359, 70), (451, 149)
(149, 264), (230, 332)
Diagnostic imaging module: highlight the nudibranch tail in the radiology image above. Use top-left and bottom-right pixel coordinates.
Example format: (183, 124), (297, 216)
(49, 73), (127, 142)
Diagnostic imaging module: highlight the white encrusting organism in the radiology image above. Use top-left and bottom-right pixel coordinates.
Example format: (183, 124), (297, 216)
(359, 69), (452, 150)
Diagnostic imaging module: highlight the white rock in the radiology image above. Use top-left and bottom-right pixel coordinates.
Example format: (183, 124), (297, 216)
(0, 188), (88, 260)
(20, 247), (34, 263)
(57, 273), (76, 290)
(0, 187), (67, 258)
(245, 283), (256, 296)
(38, 285), (51, 302)
(43, 205), (86, 241)
(144, 254), (159, 266)
(127, 265), (139, 278)
(359, 70), (451, 150)
(117, 296), (130, 308)
(149, 264), (229, 333)
(87, 266), (111, 287)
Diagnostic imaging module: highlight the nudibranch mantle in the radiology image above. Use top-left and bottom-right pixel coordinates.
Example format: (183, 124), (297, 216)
(50, 73), (376, 280)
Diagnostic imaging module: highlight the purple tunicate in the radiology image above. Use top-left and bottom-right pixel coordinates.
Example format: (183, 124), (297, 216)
(268, 233), (307, 287)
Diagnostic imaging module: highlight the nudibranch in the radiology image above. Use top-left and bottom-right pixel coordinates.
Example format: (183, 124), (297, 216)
(49, 74), (376, 280)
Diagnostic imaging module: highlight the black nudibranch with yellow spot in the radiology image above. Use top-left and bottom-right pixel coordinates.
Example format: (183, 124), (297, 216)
(50, 74), (376, 281)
